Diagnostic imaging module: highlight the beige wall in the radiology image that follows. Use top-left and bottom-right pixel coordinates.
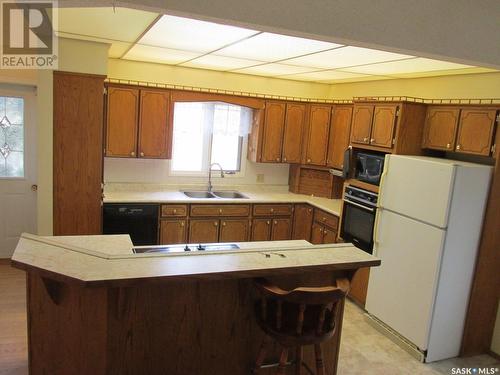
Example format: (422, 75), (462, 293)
(108, 59), (330, 100)
(36, 37), (109, 235)
(329, 72), (500, 100)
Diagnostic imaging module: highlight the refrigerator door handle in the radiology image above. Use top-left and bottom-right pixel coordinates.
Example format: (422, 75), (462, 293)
(373, 209), (381, 251)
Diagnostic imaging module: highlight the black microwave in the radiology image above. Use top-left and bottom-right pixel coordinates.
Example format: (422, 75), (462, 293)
(354, 152), (385, 186)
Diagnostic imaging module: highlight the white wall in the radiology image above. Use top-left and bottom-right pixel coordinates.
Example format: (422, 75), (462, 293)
(104, 158), (290, 187)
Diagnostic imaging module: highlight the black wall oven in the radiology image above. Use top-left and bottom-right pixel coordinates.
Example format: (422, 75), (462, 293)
(340, 186), (378, 253)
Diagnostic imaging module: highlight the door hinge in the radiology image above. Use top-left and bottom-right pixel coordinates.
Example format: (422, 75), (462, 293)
(103, 87), (107, 95)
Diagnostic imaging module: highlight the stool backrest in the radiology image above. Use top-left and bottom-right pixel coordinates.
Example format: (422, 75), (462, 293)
(254, 278), (350, 336)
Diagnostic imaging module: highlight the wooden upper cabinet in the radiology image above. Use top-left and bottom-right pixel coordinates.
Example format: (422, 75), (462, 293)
(219, 219), (249, 242)
(138, 90), (170, 158)
(292, 204), (313, 241)
(327, 105), (352, 169)
(422, 107), (460, 151)
(282, 103), (306, 163)
(350, 104), (374, 145)
(370, 105), (398, 148)
(305, 104), (331, 165)
(160, 219), (186, 245)
(456, 109), (497, 156)
(261, 101), (286, 162)
(188, 219), (219, 243)
(106, 86), (139, 157)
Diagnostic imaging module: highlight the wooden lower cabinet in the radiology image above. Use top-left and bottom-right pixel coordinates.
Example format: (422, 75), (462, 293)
(310, 222), (337, 245)
(292, 204), (314, 241)
(219, 219), (249, 242)
(189, 219), (219, 243)
(160, 219), (186, 245)
(349, 267), (370, 307)
(251, 219), (272, 241)
(270, 218), (292, 240)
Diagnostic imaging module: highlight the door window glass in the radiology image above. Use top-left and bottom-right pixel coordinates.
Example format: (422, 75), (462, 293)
(0, 96), (24, 177)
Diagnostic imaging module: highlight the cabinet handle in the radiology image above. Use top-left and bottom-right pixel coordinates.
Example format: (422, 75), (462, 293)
(266, 221), (270, 225)
(370, 138), (375, 143)
(274, 220), (278, 225)
(324, 230), (328, 235)
(446, 143), (451, 149)
(308, 208), (312, 213)
(283, 157), (287, 162)
(340, 164), (344, 168)
(270, 208), (274, 213)
(222, 222), (226, 227)
(180, 222), (184, 227)
(307, 158), (311, 163)
(322, 217), (326, 222)
(214, 222), (218, 226)
(219, 209), (223, 214)
(140, 152), (145, 157)
(319, 228), (323, 233)
(456, 144), (461, 150)
(276, 157), (280, 162)
(173, 209), (177, 214)
(363, 137), (369, 142)
(130, 151), (135, 156)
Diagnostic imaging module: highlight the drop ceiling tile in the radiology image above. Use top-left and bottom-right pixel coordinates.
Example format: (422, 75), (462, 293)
(279, 70), (371, 82)
(139, 15), (258, 53)
(123, 44), (202, 65)
(57, 7), (158, 43)
(215, 32), (342, 62)
(283, 46), (414, 69)
(235, 63), (317, 76)
(341, 57), (473, 75)
(181, 55), (263, 71)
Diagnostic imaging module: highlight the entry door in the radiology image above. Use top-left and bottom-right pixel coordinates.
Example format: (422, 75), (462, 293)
(0, 86), (37, 258)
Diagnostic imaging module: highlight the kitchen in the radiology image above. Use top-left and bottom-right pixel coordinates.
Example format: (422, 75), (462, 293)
(1, 2), (500, 375)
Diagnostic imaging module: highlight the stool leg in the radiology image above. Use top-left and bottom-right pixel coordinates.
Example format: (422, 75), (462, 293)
(314, 344), (325, 375)
(295, 346), (303, 375)
(253, 336), (269, 374)
(276, 347), (288, 375)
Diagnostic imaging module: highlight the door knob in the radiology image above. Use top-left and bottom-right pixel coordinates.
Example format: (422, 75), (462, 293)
(130, 151), (135, 156)
(140, 152), (145, 157)
(446, 143), (451, 149)
(456, 144), (461, 150)
(31, 184), (38, 192)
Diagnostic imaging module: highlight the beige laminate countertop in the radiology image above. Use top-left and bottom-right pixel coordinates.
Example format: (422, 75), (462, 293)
(103, 190), (343, 216)
(11, 233), (379, 286)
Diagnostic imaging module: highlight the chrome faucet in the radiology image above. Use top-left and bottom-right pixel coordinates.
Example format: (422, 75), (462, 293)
(208, 163), (224, 192)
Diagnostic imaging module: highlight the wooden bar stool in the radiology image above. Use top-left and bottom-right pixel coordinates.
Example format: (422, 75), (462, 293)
(252, 278), (350, 375)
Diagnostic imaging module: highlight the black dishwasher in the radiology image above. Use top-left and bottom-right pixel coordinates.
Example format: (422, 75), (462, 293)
(103, 204), (159, 246)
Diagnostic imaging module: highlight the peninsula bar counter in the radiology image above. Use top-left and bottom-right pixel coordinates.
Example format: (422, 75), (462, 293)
(12, 234), (380, 375)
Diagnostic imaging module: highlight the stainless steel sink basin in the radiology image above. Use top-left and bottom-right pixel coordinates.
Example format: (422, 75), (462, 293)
(183, 191), (216, 198)
(212, 191), (248, 199)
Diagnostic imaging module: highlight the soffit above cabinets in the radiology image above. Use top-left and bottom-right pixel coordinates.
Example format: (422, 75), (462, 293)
(56, 7), (497, 83)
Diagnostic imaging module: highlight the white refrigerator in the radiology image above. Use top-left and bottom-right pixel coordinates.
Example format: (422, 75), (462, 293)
(365, 155), (492, 362)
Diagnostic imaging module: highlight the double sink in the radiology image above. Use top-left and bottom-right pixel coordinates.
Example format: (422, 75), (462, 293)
(183, 191), (248, 199)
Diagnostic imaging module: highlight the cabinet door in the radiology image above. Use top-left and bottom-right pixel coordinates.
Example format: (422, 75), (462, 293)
(271, 218), (292, 241)
(322, 227), (337, 244)
(219, 219), (249, 243)
(106, 86), (139, 157)
(370, 105), (398, 148)
(160, 219), (186, 245)
(292, 204), (313, 241)
(188, 219), (219, 243)
(349, 267), (370, 306)
(251, 219), (272, 241)
(138, 89), (170, 158)
(456, 109), (497, 156)
(422, 107), (460, 151)
(327, 105), (352, 169)
(310, 222), (324, 244)
(282, 103), (306, 163)
(305, 105), (331, 165)
(350, 104), (374, 145)
(261, 101), (285, 162)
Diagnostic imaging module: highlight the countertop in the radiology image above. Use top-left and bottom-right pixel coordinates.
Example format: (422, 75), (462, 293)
(103, 190), (343, 216)
(12, 233), (380, 286)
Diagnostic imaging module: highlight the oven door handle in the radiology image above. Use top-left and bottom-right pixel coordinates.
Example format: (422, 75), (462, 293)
(344, 199), (375, 212)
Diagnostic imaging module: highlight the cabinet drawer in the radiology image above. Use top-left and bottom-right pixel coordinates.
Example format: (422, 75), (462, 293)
(190, 204), (250, 217)
(313, 210), (339, 230)
(161, 204), (187, 217)
(253, 204), (293, 216)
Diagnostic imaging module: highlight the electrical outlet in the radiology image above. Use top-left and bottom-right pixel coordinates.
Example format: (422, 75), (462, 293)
(256, 174), (265, 183)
